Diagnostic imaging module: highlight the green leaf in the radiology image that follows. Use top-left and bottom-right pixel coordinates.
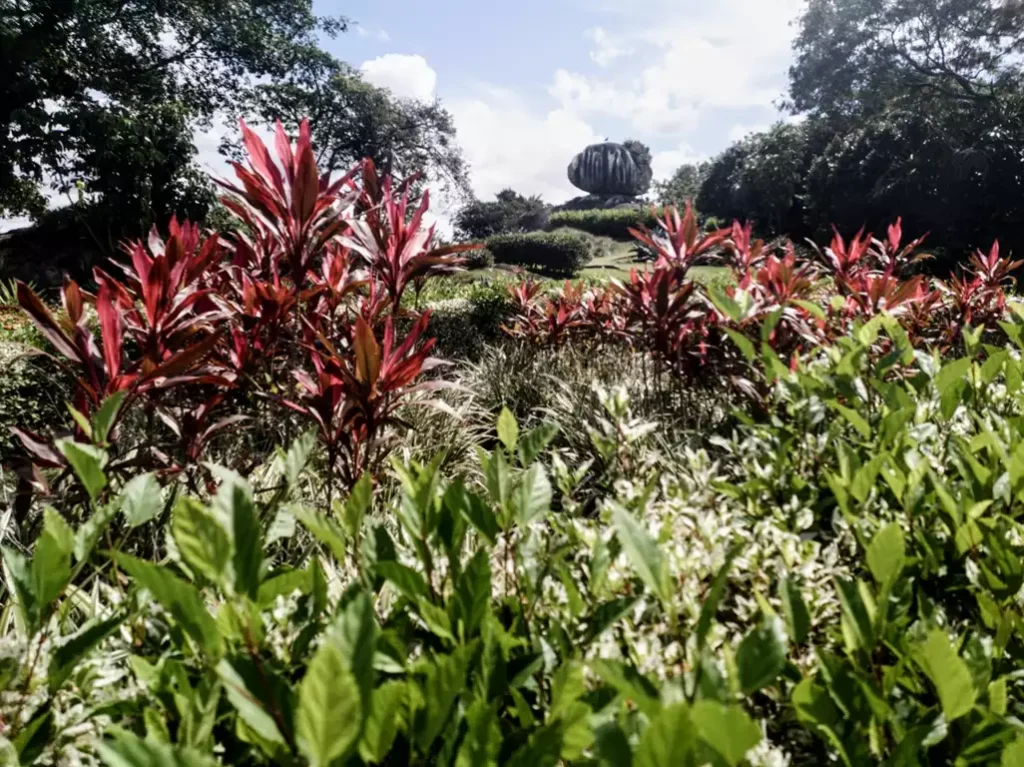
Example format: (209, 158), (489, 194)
(333, 590), (379, 711)
(611, 503), (669, 605)
(513, 463), (552, 525)
(97, 725), (218, 767)
(518, 423), (559, 466)
(697, 548), (737, 649)
(91, 391), (127, 445)
(736, 615), (788, 694)
(216, 659), (288, 748)
(32, 508), (73, 609)
(866, 523), (905, 585)
(593, 722), (633, 767)
(377, 561), (430, 601)
(228, 482), (262, 598)
(415, 647), (470, 748)
(455, 698), (501, 767)
(120, 473), (163, 527)
(827, 401), (870, 440)
(293, 505), (348, 562)
(445, 481), (500, 545)
(171, 498), (231, 586)
(691, 700), (761, 766)
(57, 440), (108, 501)
(452, 550), (491, 639)
(12, 706), (54, 765)
(342, 473), (373, 537)
(778, 577), (811, 646)
(1, 547), (37, 633)
(836, 577), (875, 651)
(1002, 736), (1024, 767)
(497, 407), (519, 452)
(284, 429), (317, 489)
(723, 327), (757, 362)
(74, 501), (119, 562)
(936, 357), (972, 395)
(114, 553), (223, 658)
(708, 284), (743, 323)
(359, 681), (407, 764)
(914, 629), (977, 722)
(48, 613), (124, 692)
(634, 703), (696, 767)
(297, 641), (363, 766)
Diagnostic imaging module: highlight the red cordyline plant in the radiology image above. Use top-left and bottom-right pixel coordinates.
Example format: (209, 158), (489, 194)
(629, 202), (729, 276)
(939, 241), (1023, 344)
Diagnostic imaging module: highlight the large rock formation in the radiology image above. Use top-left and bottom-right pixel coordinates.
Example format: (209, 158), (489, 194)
(567, 142), (646, 197)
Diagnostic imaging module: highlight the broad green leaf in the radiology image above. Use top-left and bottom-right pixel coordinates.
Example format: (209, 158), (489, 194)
(866, 523), (905, 585)
(74, 501), (119, 562)
(611, 504), (669, 605)
(377, 561), (430, 601)
(415, 647), (470, 748)
(297, 642), (363, 766)
(359, 681), (407, 764)
(1002, 736), (1024, 767)
(48, 613), (124, 692)
(215, 659), (288, 747)
(1, 547), (37, 633)
(293, 506), (347, 562)
(12, 707), (54, 765)
(342, 473), (373, 537)
(333, 590), (379, 710)
(114, 553), (223, 658)
(989, 677), (1008, 716)
(497, 406), (519, 451)
(827, 401), (870, 440)
(634, 703), (696, 767)
(91, 391), (127, 446)
(171, 498), (231, 586)
(778, 577), (811, 646)
(513, 463), (552, 525)
(57, 440), (108, 501)
(31, 508), (73, 610)
(593, 722), (633, 767)
(914, 629), (977, 722)
(936, 357), (972, 395)
(736, 615), (788, 694)
(452, 550), (491, 639)
(691, 700), (761, 766)
(120, 473), (163, 527)
(455, 698), (502, 767)
(724, 327), (757, 362)
(445, 481), (500, 545)
(518, 423), (559, 466)
(97, 727), (216, 767)
(836, 577), (875, 651)
(229, 483), (262, 598)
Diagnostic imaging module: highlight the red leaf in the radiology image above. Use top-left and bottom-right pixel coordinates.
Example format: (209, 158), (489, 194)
(96, 282), (123, 380)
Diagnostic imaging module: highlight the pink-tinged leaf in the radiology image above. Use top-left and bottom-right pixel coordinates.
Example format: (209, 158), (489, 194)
(63, 278), (84, 324)
(354, 315), (381, 386)
(96, 283), (123, 381)
(292, 119), (319, 223)
(146, 332), (222, 381)
(10, 427), (64, 467)
(18, 281), (82, 363)
(240, 119), (285, 195)
(274, 120), (296, 180)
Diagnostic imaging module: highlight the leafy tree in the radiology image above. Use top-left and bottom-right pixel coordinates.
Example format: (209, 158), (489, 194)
(656, 162), (708, 206)
(454, 189), (547, 241)
(623, 139), (654, 196)
(233, 50), (470, 199)
(1, 0), (342, 232)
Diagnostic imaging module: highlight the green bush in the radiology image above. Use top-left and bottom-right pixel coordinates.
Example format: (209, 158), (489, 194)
(485, 230), (592, 276)
(548, 207), (663, 240)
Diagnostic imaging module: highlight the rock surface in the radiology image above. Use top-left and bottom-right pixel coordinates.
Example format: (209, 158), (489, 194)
(567, 143), (645, 197)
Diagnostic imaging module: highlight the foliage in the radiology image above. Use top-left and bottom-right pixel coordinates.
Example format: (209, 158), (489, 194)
(454, 190), (548, 241)
(229, 52), (470, 201)
(622, 139), (654, 196)
(485, 231), (593, 277)
(0, 0), (343, 233)
(548, 207), (664, 240)
(655, 162), (708, 207)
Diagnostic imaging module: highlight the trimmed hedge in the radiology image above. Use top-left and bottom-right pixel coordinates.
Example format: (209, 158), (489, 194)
(548, 207), (665, 240)
(485, 230), (592, 276)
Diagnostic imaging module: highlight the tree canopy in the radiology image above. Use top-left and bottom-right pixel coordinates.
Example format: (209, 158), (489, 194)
(454, 189), (547, 241)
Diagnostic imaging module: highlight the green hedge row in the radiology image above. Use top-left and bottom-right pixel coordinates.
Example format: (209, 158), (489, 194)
(485, 230), (593, 276)
(548, 207), (664, 240)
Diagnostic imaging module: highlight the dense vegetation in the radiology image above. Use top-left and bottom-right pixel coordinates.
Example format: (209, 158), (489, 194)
(485, 230), (594, 276)
(547, 209), (664, 241)
(691, 0), (1024, 259)
(3, 116), (1024, 765)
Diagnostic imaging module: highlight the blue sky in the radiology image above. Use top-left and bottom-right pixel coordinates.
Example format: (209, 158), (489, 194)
(325, 0), (806, 204)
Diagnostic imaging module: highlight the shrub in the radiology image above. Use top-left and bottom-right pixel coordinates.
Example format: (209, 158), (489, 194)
(548, 206), (664, 240)
(485, 230), (592, 276)
(454, 189), (546, 240)
(462, 245), (494, 270)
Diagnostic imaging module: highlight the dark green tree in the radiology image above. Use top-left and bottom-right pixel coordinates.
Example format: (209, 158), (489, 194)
(1, 0), (343, 233)
(622, 139), (654, 196)
(233, 51), (470, 199)
(656, 162), (708, 207)
(454, 189), (546, 241)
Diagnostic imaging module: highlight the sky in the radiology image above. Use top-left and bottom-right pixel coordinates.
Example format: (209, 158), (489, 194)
(1, 0), (807, 232)
(330, 0), (807, 204)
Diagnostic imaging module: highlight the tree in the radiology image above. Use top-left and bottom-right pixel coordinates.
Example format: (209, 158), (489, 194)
(1, 0), (343, 230)
(789, 0), (1024, 122)
(656, 163), (708, 206)
(454, 189), (546, 241)
(623, 139), (654, 196)
(233, 51), (470, 199)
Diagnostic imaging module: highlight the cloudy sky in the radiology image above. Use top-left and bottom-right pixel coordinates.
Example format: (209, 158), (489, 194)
(337, 0), (806, 204)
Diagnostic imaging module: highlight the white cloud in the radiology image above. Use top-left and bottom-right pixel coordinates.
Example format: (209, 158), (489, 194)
(652, 143), (703, 182)
(587, 27), (632, 67)
(361, 54), (437, 101)
(728, 123), (770, 142)
(356, 25), (391, 42)
(549, 0), (802, 135)
(448, 89), (603, 204)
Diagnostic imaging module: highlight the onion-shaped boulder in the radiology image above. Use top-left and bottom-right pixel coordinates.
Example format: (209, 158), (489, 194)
(567, 143), (646, 196)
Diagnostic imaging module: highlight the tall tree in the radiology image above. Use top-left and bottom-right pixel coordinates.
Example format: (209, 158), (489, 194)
(656, 162), (708, 206)
(234, 50), (470, 199)
(1, 0), (343, 229)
